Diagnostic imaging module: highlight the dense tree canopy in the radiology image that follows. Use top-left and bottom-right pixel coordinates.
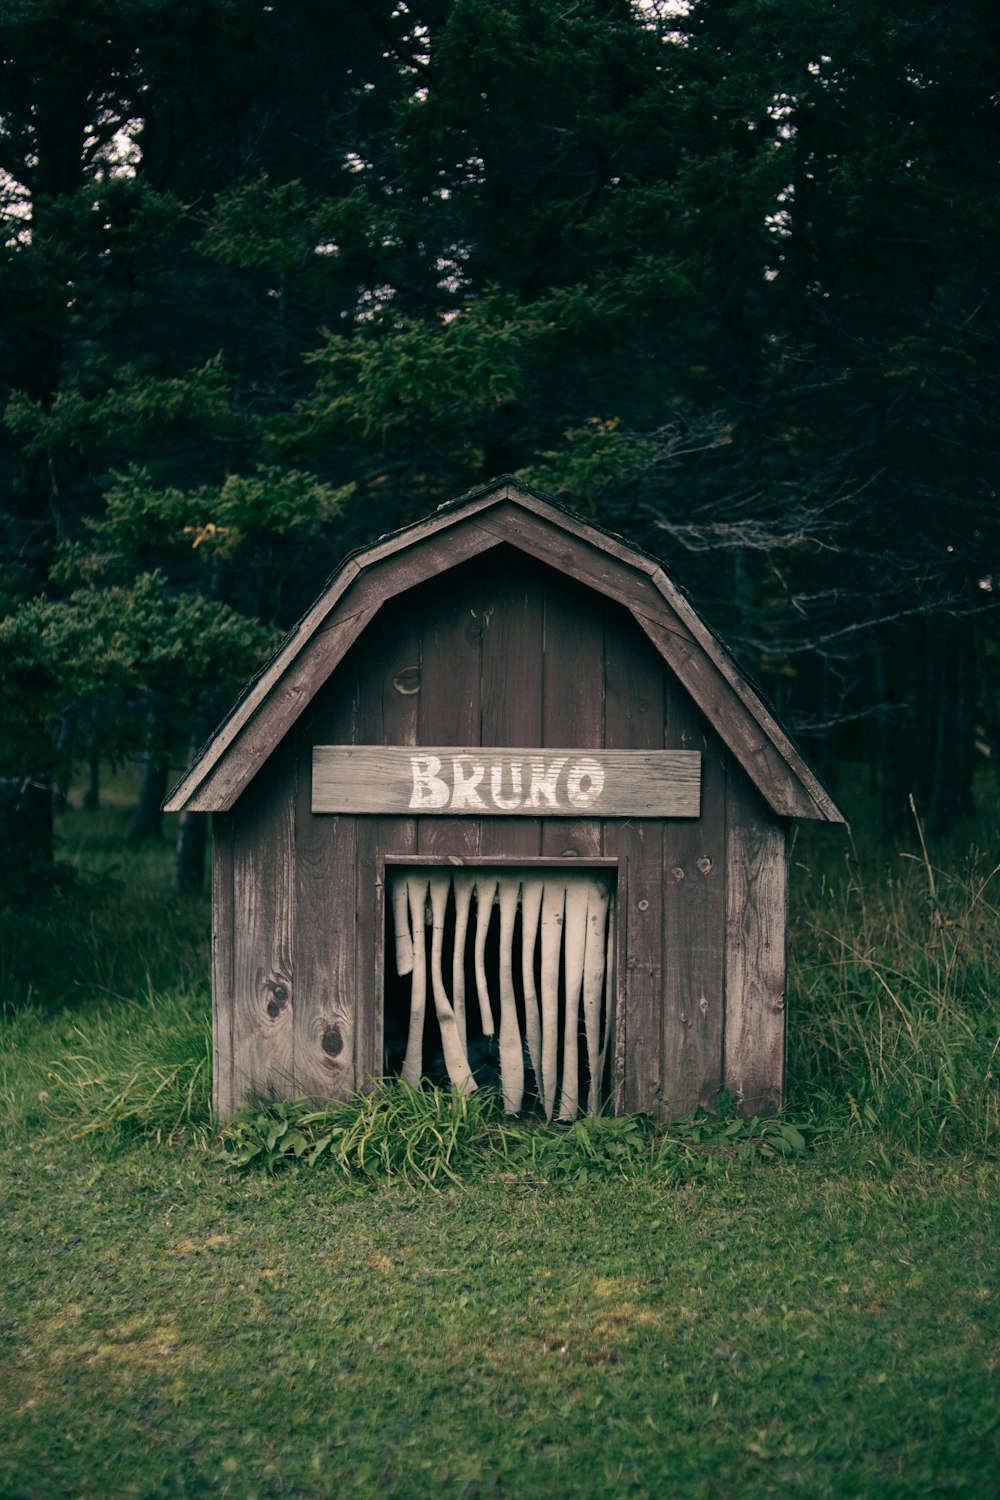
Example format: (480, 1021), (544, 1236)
(1, 0), (997, 878)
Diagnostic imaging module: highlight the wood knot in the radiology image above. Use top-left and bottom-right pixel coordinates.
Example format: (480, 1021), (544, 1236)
(697, 856), (713, 875)
(671, 866), (685, 881)
(265, 981), (289, 1019)
(321, 1025), (344, 1058)
(392, 666), (420, 695)
(637, 898), (649, 912)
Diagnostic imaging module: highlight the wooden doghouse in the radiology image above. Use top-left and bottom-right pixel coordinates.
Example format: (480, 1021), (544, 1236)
(166, 478), (844, 1121)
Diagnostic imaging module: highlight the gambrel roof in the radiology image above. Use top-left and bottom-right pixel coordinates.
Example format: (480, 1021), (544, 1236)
(165, 476), (845, 822)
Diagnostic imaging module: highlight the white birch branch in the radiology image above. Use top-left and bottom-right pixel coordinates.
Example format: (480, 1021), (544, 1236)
(401, 875), (428, 1087)
(473, 874), (498, 1037)
(428, 873), (476, 1095)
(582, 877), (610, 1115)
(451, 872), (476, 1052)
(391, 873), (413, 976)
(519, 877), (544, 1094)
(497, 876), (524, 1114)
(539, 881), (564, 1121)
(558, 880), (588, 1121)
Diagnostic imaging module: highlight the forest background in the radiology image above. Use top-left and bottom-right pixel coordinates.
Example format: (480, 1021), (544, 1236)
(1, 0), (998, 899)
(1, 8), (997, 1491)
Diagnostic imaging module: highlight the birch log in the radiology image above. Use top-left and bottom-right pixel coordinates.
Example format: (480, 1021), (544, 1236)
(391, 875), (413, 976)
(428, 873), (476, 1095)
(519, 877), (544, 1092)
(558, 880), (589, 1120)
(497, 877), (524, 1113)
(582, 877), (611, 1114)
(473, 875), (498, 1037)
(598, 891), (616, 1097)
(451, 872), (476, 1051)
(401, 876), (428, 1086)
(539, 881), (565, 1120)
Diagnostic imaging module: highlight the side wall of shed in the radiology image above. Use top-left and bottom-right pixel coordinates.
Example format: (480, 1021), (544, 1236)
(212, 547), (788, 1119)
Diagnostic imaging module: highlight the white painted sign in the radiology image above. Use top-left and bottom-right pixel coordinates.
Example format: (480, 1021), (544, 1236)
(312, 746), (701, 818)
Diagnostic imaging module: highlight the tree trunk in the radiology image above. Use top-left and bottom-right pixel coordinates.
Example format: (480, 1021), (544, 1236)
(926, 618), (977, 837)
(0, 775), (53, 898)
(971, 606), (1000, 797)
(129, 753), (168, 843)
(171, 718), (213, 893)
(873, 630), (907, 841)
(83, 754), (100, 810)
(172, 809), (208, 895)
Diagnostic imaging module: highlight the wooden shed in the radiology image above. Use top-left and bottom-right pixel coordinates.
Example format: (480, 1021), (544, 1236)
(166, 477), (845, 1122)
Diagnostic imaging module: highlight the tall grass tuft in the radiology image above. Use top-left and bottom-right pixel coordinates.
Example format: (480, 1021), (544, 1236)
(41, 988), (213, 1145)
(789, 824), (998, 1154)
(221, 1082), (505, 1183)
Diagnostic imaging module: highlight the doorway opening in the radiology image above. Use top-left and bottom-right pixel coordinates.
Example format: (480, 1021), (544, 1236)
(383, 864), (617, 1118)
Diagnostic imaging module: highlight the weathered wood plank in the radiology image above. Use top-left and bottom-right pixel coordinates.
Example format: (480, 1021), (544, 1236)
(171, 480), (843, 826)
(480, 561), (544, 859)
(631, 614), (824, 822)
(723, 771), (788, 1115)
(181, 531), (506, 815)
(416, 568), (482, 860)
(540, 576), (605, 859)
(230, 740), (296, 1107)
(661, 693), (727, 1117)
(472, 504), (666, 627)
(292, 661), (358, 1102)
(210, 811), (235, 1119)
(648, 564), (845, 824)
(179, 603), (378, 813)
(602, 601), (666, 1114)
(312, 745), (700, 818)
(354, 603), (421, 1083)
(163, 562), (363, 812)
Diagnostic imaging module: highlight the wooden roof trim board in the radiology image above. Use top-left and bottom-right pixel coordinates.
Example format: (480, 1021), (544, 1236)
(164, 477), (846, 822)
(644, 570), (843, 823)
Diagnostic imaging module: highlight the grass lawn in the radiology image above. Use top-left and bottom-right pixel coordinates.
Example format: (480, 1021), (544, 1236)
(1, 777), (997, 1497)
(3, 1123), (997, 1499)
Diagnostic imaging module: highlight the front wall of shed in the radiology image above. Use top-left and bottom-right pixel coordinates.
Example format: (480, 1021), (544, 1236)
(213, 548), (787, 1120)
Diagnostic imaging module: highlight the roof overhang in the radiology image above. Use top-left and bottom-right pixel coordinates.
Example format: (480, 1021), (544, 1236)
(164, 477), (846, 823)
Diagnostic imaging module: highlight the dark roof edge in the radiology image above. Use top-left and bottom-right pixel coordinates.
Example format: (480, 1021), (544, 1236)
(165, 474), (847, 823)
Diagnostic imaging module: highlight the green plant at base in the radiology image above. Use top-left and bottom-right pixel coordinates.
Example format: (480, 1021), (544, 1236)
(39, 988), (212, 1146)
(218, 1087), (820, 1185)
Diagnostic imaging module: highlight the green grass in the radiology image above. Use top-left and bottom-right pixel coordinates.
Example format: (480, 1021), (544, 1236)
(2, 1135), (997, 1498)
(1, 771), (998, 1496)
(0, 770), (211, 1011)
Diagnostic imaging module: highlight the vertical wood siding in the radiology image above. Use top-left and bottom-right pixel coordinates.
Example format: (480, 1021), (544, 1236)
(292, 662), (358, 1100)
(603, 604), (666, 1113)
(221, 545), (787, 1117)
(479, 565), (543, 859)
(723, 770), (788, 1114)
(416, 565), (482, 861)
(211, 811), (235, 1118)
(661, 694), (728, 1116)
(229, 739), (296, 1104)
(354, 608), (422, 1076)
